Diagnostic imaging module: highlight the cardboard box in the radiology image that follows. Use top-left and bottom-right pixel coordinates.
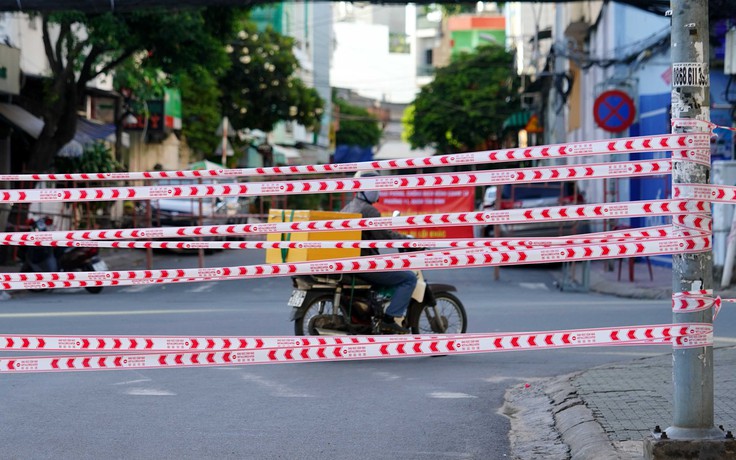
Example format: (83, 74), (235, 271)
(265, 209), (362, 263)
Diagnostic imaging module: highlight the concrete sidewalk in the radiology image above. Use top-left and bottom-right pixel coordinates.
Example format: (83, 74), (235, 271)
(508, 259), (736, 459)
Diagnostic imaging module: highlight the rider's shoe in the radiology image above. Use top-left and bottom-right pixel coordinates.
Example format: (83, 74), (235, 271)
(381, 316), (410, 334)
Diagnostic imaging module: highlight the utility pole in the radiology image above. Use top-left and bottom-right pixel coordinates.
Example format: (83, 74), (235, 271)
(668, 0), (718, 441)
(660, 0), (721, 447)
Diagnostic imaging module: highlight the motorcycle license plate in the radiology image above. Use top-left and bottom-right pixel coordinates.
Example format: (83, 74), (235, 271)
(91, 260), (108, 271)
(287, 290), (307, 307)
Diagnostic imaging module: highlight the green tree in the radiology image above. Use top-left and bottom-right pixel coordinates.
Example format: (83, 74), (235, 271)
(407, 44), (521, 154)
(220, 22), (324, 133)
(334, 98), (382, 147)
(27, 8), (242, 172)
(176, 67), (223, 158)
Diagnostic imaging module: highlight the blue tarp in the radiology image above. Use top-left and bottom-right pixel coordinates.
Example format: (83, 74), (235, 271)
(76, 117), (116, 144)
(333, 145), (373, 163)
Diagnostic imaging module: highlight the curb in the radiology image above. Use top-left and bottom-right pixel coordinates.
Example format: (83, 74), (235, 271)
(504, 373), (625, 460)
(544, 375), (627, 460)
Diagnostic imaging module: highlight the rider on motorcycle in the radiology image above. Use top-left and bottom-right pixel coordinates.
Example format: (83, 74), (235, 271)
(341, 172), (416, 334)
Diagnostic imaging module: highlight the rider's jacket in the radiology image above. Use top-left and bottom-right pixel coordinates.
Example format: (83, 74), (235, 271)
(341, 197), (409, 257)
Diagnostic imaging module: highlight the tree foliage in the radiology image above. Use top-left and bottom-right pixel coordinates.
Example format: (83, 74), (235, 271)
(28, 8), (324, 172)
(176, 67), (223, 157)
(407, 44), (521, 154)
(220, 22), (324, 134)
(334, 98), (382, 148)
(27, 7), (241, 172)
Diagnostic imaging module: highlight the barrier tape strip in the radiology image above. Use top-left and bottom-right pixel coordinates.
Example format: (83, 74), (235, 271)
(0, 332), (460, 352)
(0, 234), (710, 289)
(672, 290), (723, 319)
(671, 149), (711, 166)
(0, 225), (679, 251)
(1, 134), (709, 183)
(675, 184), (736, 203)
(671, 118), (736, 133)
(0, 324), (712, 373)
(8, 223), (711, 253)
(0, 199), (708, 243)
(0, 324), (711, 353)
(0, 159), (672, 204)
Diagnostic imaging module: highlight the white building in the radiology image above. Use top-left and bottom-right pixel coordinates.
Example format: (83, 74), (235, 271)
(331, 3), (417, 104)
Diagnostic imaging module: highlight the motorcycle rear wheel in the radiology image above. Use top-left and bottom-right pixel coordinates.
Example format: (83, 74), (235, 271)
(410, 292), (467, 334)
(294, 294), (339, 336)
(82, 264), (103, 294)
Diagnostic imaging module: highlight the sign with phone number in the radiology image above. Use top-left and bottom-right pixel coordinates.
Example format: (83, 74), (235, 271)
(375, 187), (475, 239)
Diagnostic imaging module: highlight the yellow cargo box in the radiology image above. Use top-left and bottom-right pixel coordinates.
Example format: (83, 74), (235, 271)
(265, 209), (362, 263)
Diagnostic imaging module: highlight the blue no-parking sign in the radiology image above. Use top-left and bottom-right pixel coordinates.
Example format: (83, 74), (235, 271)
(593, 89), (636, 133)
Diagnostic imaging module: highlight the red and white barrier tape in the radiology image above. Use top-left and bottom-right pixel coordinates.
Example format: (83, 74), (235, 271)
(0, 332), (456, 352)
(0, 323), (712, 373)
(672, 290), (722, 319)
(0, 225), (679, 251)
(0, 234), (710, 289)
(671, 118), (736, 133)
(1, 133), (709, 183)
(0, 199), (708, 243)
(671, 149), (711, 166)
(675, 184), (736, 203)
(0, 159), (672, 204)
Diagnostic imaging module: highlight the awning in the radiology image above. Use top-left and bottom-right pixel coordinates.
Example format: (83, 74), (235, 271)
(0, 102), (44, 138)
(502, 111), (532, 131)
(57, 117), (119, 157)
(76, 117), (116, 144)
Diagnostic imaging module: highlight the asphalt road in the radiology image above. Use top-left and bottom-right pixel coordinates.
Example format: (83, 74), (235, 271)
(2, 249), (730, 459)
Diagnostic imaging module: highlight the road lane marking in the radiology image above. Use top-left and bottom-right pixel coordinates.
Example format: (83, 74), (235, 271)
(0, 308), (238, 318)
(519, 282), (549, 291)
(187, 283), (216, 293)
(239, 373), (314, 398)
(118, 285), (152, 293)
(125, 388), (176, 396)
(112, 379), (152, 386)
(428, 392), (477, 399)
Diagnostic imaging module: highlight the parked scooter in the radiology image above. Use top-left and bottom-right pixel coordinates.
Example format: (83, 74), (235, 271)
(20, 216), (108, 294)
(288, 248), (467, 336)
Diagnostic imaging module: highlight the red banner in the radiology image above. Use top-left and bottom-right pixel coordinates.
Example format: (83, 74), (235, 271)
(375, 187), (475, 239)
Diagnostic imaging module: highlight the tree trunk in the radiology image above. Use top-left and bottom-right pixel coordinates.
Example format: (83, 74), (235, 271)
(25, 75), (78, 172)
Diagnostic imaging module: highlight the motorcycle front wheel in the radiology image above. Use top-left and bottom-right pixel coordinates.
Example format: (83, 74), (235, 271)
(294, 294), (339, 336)
(20, 262), (49, 293)
(410, 292), (467, 334)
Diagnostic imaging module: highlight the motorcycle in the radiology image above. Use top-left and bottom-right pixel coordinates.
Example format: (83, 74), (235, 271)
(288, 249), (467, 336)
(20, 216), (108, 294)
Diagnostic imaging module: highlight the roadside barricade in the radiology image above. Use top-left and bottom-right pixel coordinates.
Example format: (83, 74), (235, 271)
(0, 120), (731, 373)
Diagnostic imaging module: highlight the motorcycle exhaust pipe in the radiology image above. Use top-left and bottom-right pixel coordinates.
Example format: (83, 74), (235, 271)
(313, 328), (349, 336)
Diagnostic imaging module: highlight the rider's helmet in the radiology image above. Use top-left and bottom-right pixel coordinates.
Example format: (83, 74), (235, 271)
(354, 171), (380, 203)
